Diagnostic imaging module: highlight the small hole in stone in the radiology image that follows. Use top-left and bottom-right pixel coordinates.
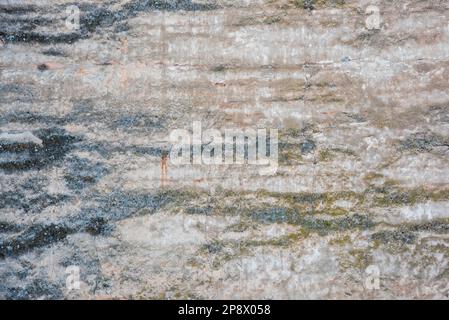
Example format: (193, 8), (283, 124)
(37, 63), (49, 71)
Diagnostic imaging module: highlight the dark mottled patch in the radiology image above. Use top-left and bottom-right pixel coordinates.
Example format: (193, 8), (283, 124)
(79, 6), (122, 33)
(0, 4), (37, 14)
(300, 139), (316, 154)
(63, 156), (109, 190)
(0, 216), (114, 259)
(41, 48), (67, 57)
(67, 102), (167, 133)
(344, 112), (367, 123)
(0, 193), (70, 213)
(0, 31), (84, 44)
(114, 22), (130, 33)
(408, 220), (449, 234)
(210, 65), (228, 72)
(1, 1), (218, 44)
(80, 190), (174, 222)
(84, 217), (110, 236)
(186, 206), (213, 215)
(123, 0), (218, 14)
(0, 189), (188, 255)
(303, 0), (315, 10)
(368, 186), (449, 207)
(80, 141), (168, 159)
(80, 0), (217, 35)
(0, 223), (72, 259)
(202, 241), (224, 254)
(0, 84), (34, 103)
(0, 222), (21, 233)
(0, 191), (30, 211)
(371, 229), (417, 245)
(300, 214), (374, 235)
(28, 194), (71, 212)
(114, 114), (165, 131)
(251, 207), (289, 224)
(0, 111), (66, 126)
(0, 128), (79, 171)
(399, 132), (449, 152)
(250, 206), (373, 234)
(428, 105), (449, 123)
(5, 280), (63, 300)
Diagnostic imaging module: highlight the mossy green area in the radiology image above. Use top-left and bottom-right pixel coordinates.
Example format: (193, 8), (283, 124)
(318, 149), (333, 162)
(194, 231), (309, 268)
(210, 65), (227, 72)
(153, 184), (449, 218)
(371, 218), (449, 245)
(146, 184), (449, 241)
(263, 16), (282, 25)
(278, 125), (318, 165)
(279, 143), (303, 165)
(317, 147), (358, 162)
(368, 186), (449, 207)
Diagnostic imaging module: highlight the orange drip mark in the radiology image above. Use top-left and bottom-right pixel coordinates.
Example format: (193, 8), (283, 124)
(160, 152), (168, 187)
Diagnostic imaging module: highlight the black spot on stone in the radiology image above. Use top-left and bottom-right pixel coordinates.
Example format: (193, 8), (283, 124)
(37, 63), (48, 71)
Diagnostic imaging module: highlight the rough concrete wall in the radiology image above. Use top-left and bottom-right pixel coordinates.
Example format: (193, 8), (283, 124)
(0, 0), (448, 299)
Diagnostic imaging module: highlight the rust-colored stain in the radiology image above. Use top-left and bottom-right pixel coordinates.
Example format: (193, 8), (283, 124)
(160, 151), (169, 187)
(76, 67), (87, 76)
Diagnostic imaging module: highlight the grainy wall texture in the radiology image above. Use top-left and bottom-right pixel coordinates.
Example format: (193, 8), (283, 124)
(1, 0), (449, 299)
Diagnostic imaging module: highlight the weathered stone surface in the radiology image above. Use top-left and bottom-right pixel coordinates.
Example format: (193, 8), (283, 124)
(1, 0), (449, 299)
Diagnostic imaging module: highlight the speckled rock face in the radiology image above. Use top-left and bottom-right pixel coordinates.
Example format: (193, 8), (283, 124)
(1, 0), (449, 299)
